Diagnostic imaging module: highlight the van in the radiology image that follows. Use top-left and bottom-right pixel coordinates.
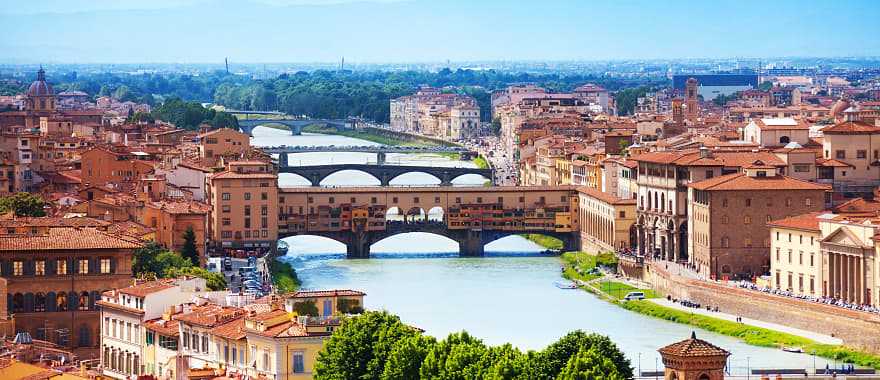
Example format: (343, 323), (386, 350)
(623, 291), (645, 301)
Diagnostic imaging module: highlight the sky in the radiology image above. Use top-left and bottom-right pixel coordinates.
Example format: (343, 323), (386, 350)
(1, 0), (879, 64)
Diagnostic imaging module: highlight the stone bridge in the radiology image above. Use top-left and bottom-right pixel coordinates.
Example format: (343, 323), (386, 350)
(277, 185), (581, 258)
(277, 153), (492, 186)
(238, 119), (350, 136)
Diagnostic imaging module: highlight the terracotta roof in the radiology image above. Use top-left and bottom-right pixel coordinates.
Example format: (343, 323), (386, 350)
(816, 158), (854, 168)
(0, 216), (109, 228)
(577, 186), (636, 205)
(767, 211), (823, 232)
(211, 318), (247, 340)
(688, 173), (830, 192)
(833, 198), (880, 214)
(117, 279), (176, 297)
(176, 304), (246, 328)
(658, 332), (730, 357)
(290, 289), (366, 298)
(752, 118), (809, 131)
(96, 300), (145, 315)
(144, 318), (180, 336)
(821, 121), (880, 134)
(0, 227), (143, 251)
(148, 200), (209, 214)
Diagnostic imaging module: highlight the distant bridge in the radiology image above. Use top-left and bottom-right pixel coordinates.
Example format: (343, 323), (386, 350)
(277, 161), (492, 187)
(264, 145), (476, 164)
(238, 119), (351, 136)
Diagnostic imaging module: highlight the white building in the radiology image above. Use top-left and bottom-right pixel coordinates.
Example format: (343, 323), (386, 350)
(98, 277), (210, 379)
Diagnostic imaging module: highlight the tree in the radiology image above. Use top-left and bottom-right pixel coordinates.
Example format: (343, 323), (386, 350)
(380, 335), (435, 380)
(557, 347), (625, 380)
(0, 193), (47, 217)
(128, 111), (155, 123)
(758, 81), (774, 91)
(132, 241), (165, 276)
(491, 117), (502, 136)
(485, 344), (529, 380)
(180, 226), (199, 266)
(164, 266), (226, 290)
(532, 331), (632, 380)
(292, 300), (319, 317)
(419, 331), (492, 379)
(314, 311), (419, 380)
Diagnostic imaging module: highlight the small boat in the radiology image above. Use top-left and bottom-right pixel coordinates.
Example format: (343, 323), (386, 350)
(782, 346), (804, 353)
(555, 281), (578, 289)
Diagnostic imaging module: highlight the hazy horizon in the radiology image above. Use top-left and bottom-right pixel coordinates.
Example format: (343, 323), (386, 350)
(2, 0), (879, 64)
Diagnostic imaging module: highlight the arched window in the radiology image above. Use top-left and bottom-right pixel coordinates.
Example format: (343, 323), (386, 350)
(34, 292), (46, 312)
(12, 293), (23, 313)
(56, 292), (68, 312)
(699, 374), (711, 380)
(79, 292), (90, 311)
(721, 236), (730, 248)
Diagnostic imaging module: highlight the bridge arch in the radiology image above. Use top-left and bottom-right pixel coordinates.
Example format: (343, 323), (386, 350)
(278, 172), (311, 187)
(387, 171), (442, 186)
(371, 231), (460, 255)
(319, 169), (381, 187)
(449, 173), (492, 186)
(278, 234), (348, 255)
(427, 206), (445, 222)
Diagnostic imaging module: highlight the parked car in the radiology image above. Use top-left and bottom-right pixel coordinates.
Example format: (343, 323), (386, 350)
(623, 291), (646, 301)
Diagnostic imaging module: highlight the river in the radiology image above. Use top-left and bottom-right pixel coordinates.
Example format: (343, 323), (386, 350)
(252, 125), (834, 375)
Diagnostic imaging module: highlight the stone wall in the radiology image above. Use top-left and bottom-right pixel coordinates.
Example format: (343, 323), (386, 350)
(642, 262), (880, 353)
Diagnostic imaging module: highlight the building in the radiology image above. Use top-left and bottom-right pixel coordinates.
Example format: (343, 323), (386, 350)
(688, 164), (828, 279)
(143, 200), (209, 265)
(206, 161), (279, 255)
(390, 88), (480, 141)
(80, 147), (156, 189)
(632, 148), (788, 263)
(0, 218), (142, 356)
(197, 128), (250, 166)
(742, 118), (811, 147)
(658, 332), (730, 380)
(97, 278), (211, 379)
(818, 119), (880, 194)
(685, 78), (700, 122)
(769, 196), (880, 306)
(576, 187), (637, 254)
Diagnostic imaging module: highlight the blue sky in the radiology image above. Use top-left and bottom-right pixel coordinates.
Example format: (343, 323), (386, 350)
(1, 0), (878, 63)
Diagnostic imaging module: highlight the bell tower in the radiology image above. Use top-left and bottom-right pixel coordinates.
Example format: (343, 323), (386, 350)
(685, 77), (699, 122)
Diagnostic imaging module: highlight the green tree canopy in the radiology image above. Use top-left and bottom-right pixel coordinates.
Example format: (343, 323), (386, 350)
(0, 193), (47, 217)
(314, 311), (420, 380)
(557, 347), (625, 380)
(419, 331), (492, 379)
(380, 335), (436, 380)
(532, 331), (632, 380)
(180, 226), (199, 266)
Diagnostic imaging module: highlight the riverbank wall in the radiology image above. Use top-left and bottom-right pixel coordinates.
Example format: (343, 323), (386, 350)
(640, 262), (880, 354)
(358, 127), (461, 147)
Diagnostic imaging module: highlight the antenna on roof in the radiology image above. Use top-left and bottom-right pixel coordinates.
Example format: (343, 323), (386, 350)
(225, 58), (229, 74)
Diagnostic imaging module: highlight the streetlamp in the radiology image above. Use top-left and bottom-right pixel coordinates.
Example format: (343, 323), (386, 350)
(637, 353), (641, 379)
(746, 356), (750, 380)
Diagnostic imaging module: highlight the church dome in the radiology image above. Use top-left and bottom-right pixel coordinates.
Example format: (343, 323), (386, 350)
(26, 67), (54, 97)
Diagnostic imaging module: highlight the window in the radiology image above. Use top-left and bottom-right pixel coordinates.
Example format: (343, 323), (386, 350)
(292, 352), (305, 373)
(805, 198), (812, 206)
(722, 198), (728, 207)
(13, 261), (23, 276)
(222, 205), (231, 213)
(745, 198), (752, 207)
(183, 332), (190, 349)
(743, 215), (751, 224)
(793, 164), (810, 173)
(787, 249), (792, 263)
(329, 197), (335, 204)
(35, 260), (45, 276)
(261, 192), (268, 200)
(78, 259), (89, 274)
(222, 218), (231, 226)
(721, 236), (729, 248)
(619, 211), (626, 218)
(775, 248), (780, 261)
(262, 349), (270, 371)
(101, 259), (111, 274)
(836, 150), (846, 159)
(721, 215), (729, 224)
(705, 170), (714, 179)
(810, 253), (814, 267)
(744, 237), (752, 247)
(222, 193), (231, 201)
(857, 150), (867, 159)
(244, 192), (251, 200)
(799, 251), (803, 265)
(57, 259), (67, 275)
